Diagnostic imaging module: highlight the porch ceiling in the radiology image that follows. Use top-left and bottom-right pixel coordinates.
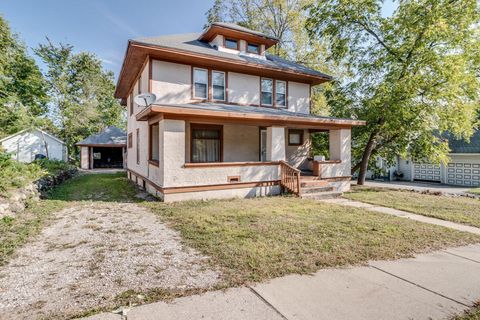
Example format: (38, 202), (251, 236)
(136, 102), (366, 129)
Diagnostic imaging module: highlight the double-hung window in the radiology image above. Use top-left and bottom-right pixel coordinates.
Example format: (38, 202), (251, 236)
(225, 38), (238, 50)
(276, 80), (286, 107)
(193, 68), (208, 99)
(212, 71), (226, 101)
(191, 124), (222, 163)
(247, 43), (259, 54)
(261, 78), (273, 106)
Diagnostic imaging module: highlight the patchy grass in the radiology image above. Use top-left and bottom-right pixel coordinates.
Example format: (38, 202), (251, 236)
(345, 186), (480, 228)
(0, 199), (68, 266)
(1, 172), (140, 266)
(469, 188), (480, 195)
(143, 197), (480, 286)
(453, 303), (480, 320)
(47, 172), (140, 202)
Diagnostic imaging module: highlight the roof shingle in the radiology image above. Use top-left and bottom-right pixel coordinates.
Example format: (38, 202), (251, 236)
(76, 126), (127, 146)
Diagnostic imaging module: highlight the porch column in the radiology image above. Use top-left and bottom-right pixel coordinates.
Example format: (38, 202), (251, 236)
(160, 119), (185, 187)
(329, 128), (351, 176)
(266, 126), (286, 161)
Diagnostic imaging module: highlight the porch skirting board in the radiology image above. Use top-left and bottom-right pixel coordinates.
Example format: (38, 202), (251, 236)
(127, 168), (281, 202)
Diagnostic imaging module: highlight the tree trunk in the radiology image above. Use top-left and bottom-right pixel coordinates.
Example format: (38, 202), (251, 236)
(357, 131), (377, 185)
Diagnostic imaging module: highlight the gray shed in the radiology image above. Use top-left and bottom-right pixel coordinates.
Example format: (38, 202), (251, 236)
(76, 126), (127, 169)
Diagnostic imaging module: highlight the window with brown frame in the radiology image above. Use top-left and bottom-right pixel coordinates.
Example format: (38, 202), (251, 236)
(136, 128), (140, 165)
(288, 129), (303, 146)
(212, 70), (226, 101)
(193, 68), (208, 99)
(260, 78), (273, 106)
(190, 124), (223, 163)
(149, 123), (159, 165)
(276, 80), (287, 108)
(129, 94), (133, 116)
(128, 133), (133, 148)
(247, 43), (259, 54)
(224, 38), (238, 50)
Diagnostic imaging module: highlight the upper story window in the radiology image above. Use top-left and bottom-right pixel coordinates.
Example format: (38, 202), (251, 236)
(129, 93), (133, 116)
(247, 43), (259, 54)
(193, 68), (208, 99)
(212, 71), (226, 101)
(276, 80), (286, 107)
(224, 38), (238, 50)
(261, 78), (273, 106)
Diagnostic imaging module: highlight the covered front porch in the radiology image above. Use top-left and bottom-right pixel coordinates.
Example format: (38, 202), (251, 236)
(134, 103), (364, 202)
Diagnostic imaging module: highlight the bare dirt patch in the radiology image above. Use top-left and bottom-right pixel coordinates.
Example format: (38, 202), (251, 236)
(0, 202), (220, 320)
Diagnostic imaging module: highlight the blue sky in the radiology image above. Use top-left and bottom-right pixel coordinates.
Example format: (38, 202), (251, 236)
(0, 0), (214, 79)
(1, 0), (395, 80)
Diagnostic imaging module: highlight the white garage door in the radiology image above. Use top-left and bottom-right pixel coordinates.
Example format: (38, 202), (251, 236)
(413, 163), (441, 182)
(446, 162), (480, 187)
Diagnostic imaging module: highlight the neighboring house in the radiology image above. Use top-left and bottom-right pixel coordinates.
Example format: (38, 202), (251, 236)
(0, 128), (67, 163)
(114, 22), (365, 202)
(393, 130), (480, 187)
(77, 126), (127, 170)
(368, 130), (480, 187)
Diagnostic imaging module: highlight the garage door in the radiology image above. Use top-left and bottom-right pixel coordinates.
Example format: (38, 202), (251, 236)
(413, 163), (441, 182)
(446, 162), (480, 187)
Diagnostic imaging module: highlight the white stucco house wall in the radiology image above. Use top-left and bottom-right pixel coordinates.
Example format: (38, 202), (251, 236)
(114, 22), (365, 202)
(0, 128), (67, 163)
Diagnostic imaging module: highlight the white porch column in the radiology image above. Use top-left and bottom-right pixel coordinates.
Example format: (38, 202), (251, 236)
(329, 128), (351, 176)
(160, 119), (185, 187)
(80, 146), (89, 169)
(266, 126), (286, 161)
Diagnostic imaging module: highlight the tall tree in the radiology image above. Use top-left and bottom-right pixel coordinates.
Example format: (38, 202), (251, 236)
(0, 16), (49, 138)
(307, 0), (480, 184)
(35, 40), (125, 158)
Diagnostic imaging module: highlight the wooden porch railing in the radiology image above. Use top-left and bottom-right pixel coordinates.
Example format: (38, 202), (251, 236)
(279, 160), (301, 196)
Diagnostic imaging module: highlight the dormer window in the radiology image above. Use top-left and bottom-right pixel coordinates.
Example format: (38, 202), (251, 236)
(247, 43), (259, 54)
(224, 38), (238, 50)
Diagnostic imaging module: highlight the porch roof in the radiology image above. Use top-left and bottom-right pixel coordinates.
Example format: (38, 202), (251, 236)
(136, 102), (366, 129)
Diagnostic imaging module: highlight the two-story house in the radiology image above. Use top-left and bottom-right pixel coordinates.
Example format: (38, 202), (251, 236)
(114, 22), (365, 202)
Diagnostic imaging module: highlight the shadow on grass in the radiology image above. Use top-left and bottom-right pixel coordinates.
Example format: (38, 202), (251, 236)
(46, 172), (147, 203)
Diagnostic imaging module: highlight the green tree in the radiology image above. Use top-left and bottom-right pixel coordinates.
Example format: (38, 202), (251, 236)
(35, 39), (125, 158)
(307, 0), (480, 184)
(0, 16), (49, 138)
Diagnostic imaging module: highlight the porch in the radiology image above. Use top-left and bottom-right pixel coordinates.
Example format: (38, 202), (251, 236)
(132, 103), (363, 202)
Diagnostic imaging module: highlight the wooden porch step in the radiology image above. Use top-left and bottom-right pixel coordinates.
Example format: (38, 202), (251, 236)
(301, 190), (343, 200)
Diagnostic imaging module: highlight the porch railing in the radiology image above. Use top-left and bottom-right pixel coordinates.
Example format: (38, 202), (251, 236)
(279, 160), (301, 196)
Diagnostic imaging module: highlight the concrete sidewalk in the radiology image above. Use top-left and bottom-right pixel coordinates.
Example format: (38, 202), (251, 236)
(83, 244), (480, 320)
(352, 180), (474, 197)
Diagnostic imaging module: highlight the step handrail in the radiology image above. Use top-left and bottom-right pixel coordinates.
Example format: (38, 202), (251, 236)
(279, 160), (301, 196)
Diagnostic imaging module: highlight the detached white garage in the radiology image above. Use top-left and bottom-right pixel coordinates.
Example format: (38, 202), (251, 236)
(397, 130), (480, 187)
(0, 128), (67, 163)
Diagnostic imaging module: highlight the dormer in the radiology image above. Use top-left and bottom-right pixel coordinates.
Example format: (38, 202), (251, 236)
(199, 22), (278, 59)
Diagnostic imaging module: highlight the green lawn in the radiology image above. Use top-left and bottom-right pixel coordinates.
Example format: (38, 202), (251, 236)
(345, 187), (480, 228)
(453, 304), (480, 320)
(469, 188), (480, 195)
(143, 196), (480, 287)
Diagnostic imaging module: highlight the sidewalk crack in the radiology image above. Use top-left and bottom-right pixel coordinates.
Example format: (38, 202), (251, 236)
(370, 265), (471, 307)
(443, 251), (480, 264)
(249, 286), (290, 320)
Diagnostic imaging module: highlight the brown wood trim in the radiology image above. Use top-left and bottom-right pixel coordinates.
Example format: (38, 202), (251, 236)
(127, 168), (280, 195)
(148, 160), (159, 167)
(189, 123), (223, 163)
(136, 128), (140, 165)
(77, 144), (126, 147)
(148, 56), (152, 93)
(138, 105), (366, 127)
(148, 122), (160, 162)
(115, 42), (332, 99)
(315, 160), (342, 164)
(163, 180), (280, 194)
(288, 129), (304, 146)
(183, 161), (279, 168)
(147, 113), (163, 125)
(320, 176), (352, 182)
(128, 133), (133, 148)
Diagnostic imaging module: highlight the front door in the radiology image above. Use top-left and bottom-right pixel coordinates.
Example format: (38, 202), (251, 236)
(260, 129), (267, 161)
